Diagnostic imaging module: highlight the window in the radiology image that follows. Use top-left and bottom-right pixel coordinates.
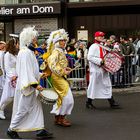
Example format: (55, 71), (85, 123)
(0, 0), (18, 4)
(0, 23), (4, 41)
(19, 0), (59, 3)
(0, 0), (5, 4)
(69, 0), (80, 2)
(0, 0), (60, 4)
(84, 0), (94, 1)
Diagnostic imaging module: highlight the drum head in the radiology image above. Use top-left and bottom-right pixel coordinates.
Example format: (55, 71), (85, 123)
(40, 88), (58, 101)
(103, 52), (123, 73)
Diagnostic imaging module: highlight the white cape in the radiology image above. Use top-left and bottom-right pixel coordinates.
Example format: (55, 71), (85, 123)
(10, 47), (44, 132)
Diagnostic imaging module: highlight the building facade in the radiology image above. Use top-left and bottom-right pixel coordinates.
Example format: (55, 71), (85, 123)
(0, 0), (64, 41)
(0, 0), (140, 42)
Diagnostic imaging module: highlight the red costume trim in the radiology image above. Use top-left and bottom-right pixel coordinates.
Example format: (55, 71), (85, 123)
(100, 47), (103, 59)
(94, 40), (104, 59)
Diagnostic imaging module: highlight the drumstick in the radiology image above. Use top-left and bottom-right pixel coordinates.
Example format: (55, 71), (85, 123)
(71, 64), (81, 71)
(46, 78), (53, 88)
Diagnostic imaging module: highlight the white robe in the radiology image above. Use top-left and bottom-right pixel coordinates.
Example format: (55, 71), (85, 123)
(10, 47), (44, 132)
(0, 51), (5, 91)
(87, 43), (112, 99)
(0, 52), (17, 110)
(50, 88), (74, 115)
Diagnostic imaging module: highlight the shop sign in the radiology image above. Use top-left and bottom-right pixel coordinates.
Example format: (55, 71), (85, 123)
(77, 30), (88, 41)
(0, 2), (61, 16)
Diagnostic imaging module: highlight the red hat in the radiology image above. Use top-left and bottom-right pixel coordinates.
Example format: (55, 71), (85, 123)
(94, 31), (105, 37)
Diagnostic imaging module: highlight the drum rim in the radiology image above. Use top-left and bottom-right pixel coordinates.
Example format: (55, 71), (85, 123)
(39, 88), (58, 101)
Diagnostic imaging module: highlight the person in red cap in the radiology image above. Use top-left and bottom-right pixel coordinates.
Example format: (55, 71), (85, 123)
(94, 31), (105, 38)
(86, 31), (120, 109)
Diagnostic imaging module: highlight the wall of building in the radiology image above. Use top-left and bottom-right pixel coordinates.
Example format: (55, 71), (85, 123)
(67, 0), (140, 42)
(68, 14), (140, 41)
(1, 0), (140, 42)
(0, 1), (62, 41)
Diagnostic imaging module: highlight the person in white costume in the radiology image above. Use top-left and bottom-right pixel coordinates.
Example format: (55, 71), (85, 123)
(0, 41), (6, 92)
(44, 29), (74, 127)
(86, 31), (120, 109)
(0, 39), (19, 120)
(7, 26), (53, 139)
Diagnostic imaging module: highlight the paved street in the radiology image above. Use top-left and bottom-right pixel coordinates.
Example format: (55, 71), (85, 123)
(0, 88), (140, 140)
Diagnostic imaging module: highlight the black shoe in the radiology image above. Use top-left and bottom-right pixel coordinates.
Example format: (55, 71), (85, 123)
(7, 128), (22, 139)
(108, 96), (121, 109)
(36, 129), (53, 139)
(86, 102), (96, 109)
(110, 102), (121, 109)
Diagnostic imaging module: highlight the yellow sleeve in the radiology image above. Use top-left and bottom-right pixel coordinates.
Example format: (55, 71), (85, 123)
(42, 52), (49, 60)
(48, 50), (65, 76)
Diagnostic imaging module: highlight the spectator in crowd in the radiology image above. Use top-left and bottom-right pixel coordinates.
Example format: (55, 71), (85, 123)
(108, 35), (122, 87)
(66, 42), (77, 78)
(109, 35), (116, 49)
(119, 35), (135, 86)
(134, 35), (140, 82)
(76, 41), (87, 78)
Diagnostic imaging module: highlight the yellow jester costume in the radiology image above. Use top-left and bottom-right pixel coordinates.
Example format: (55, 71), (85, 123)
(45, 29), (74, 127)
(45, 29), (70, 108)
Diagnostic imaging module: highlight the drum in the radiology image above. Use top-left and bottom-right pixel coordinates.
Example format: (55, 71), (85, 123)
(38, 88), (58, 105)
(102, 51), (124, 74)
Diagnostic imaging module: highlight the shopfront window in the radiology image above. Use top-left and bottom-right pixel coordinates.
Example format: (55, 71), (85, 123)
(0, 0), (18, 4)
(69, 0), (80, 2)
(19, 0), (59, 3)
(83, 0), (130, 1)
(0, 23), (4, 41)
(69, 0), (95, 2)
(0, 0), (59, 4)
(0, 0), (5, 4)
(69, 0), (97, 2)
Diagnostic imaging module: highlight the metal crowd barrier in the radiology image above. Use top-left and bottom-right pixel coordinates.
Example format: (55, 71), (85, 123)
(111, 54), (140, 87)
(66, 55), (140, 90)
(43, 55), (140, 90)
(67, 57), (87, 90)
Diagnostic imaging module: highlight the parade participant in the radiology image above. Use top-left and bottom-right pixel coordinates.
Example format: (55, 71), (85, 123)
(0, 39), (18, 120)
(46, 29), (74, 127)
(0, 41), (6, 91)
(7, 26), (53, 139)
(86, 31), (120, 109)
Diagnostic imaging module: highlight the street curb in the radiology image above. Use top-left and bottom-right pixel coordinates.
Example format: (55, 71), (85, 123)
(72, 85), (140, 95)
(112, 85), (140, 94)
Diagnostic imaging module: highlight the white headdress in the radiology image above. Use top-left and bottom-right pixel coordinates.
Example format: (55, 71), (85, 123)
(42, 29), (68, 61)
(19, 26), (38, 49)
(47, 29), (69, 46)
(46, 29), (69, 55)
